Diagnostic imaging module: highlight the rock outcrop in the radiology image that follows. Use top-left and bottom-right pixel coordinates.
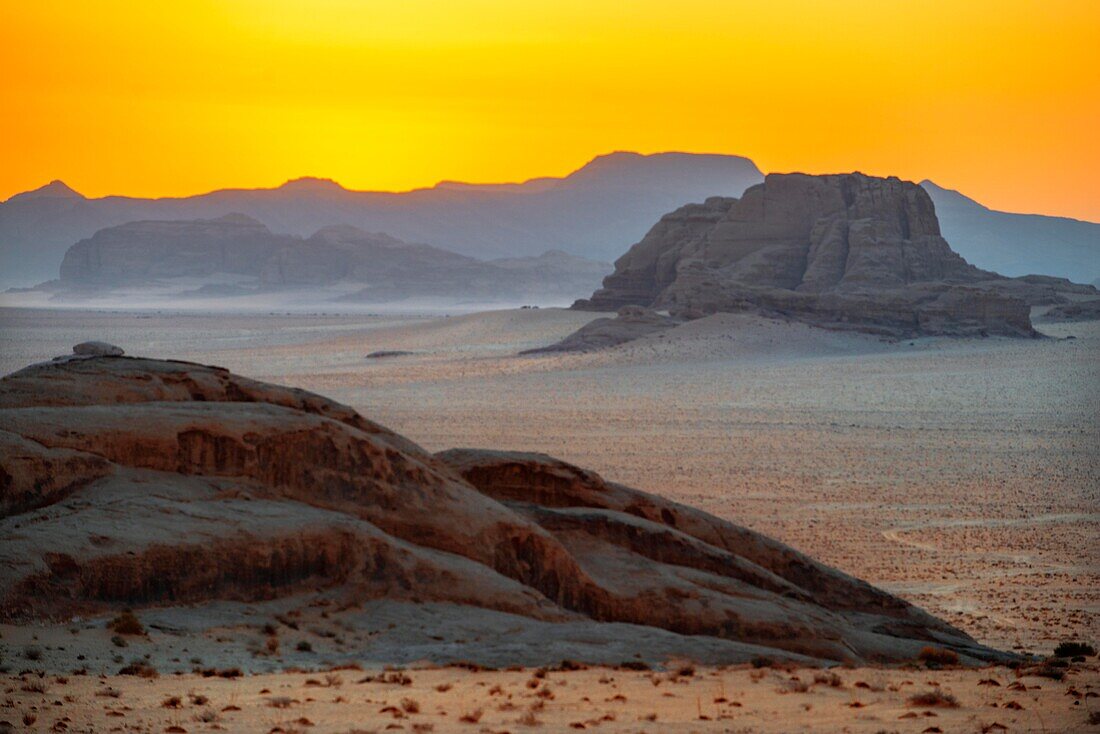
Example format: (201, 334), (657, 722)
(574, 173), (1097, 340)
(1036, 298), (1100, 323)
(72, 341), (124, 357)
(0, 353), (1007, 665)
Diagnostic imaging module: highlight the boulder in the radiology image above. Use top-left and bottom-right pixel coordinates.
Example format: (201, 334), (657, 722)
(72, 341), (124, 357)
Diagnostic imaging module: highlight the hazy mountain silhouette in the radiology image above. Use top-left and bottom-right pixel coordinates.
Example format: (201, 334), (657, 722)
(921, 180), (1100, 283)
(0, 152), (762, 288)
(4, 154), (1095, 290)
(51, 215), (611, 304)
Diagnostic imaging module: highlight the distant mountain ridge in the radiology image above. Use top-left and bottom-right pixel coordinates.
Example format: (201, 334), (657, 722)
(51, 214), (611, 304)
(2, 152), (1096, 290)
(0, 152), (764, 288)
(920, 180), (1100, 283)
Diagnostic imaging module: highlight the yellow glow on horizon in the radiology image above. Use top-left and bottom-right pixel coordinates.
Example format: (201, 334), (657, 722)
(2, 0), (1098, 219)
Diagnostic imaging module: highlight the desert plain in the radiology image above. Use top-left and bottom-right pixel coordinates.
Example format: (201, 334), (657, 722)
(1, 304), (1097, 732)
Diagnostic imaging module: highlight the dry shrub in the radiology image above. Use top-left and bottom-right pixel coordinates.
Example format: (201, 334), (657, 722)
(517, 708), (542, 726)
(118, 661), (158, 678)
(779, 678), (809, 693)
(400, 697), (420, 713)
(813, 672), (843, 687)
(618, 660), (649, 671)
(907, 689), (959, 708)
(162, 695), (182, 708)
(21, 679), (49, 694)
(917, 647), (958, 667)
(108, 610), (145, 636)
(458, 707), (483, 723)
(194, 708), (219, 723)
(1053, 640), (1095, 657)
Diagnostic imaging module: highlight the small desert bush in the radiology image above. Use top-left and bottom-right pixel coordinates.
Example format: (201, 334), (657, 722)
(118, 660), (159, 678)
(194, 708), (220, 723)
(907, 689), (959, 708)
(1028, 663), (1065, 680)
(1053, 640), (1095, 658)
(400, 697), (420, 713)
(779, 678), (809, 693)
(267, 695), (295, 709)
(458, 708), (483, 723)
(674, 663), (696, 678)
(296, 640), (313, 652)
(517, 708), (542, 726)
(813, 672), (843, 687)
(108, 610), (145, 636)
(21, 679), (49, 694)
(617, 660), (649, 671)
(917, 647), (958, 667)
(23, 645), (43, 661)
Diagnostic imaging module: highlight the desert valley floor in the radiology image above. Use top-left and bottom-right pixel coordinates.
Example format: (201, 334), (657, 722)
(1, 305), (1097, 732)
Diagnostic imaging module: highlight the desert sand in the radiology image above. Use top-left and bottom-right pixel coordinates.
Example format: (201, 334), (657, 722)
(1, 304), (1097, 731)
(3, 660), (1097, 733)
(0, 305), (1096, 653)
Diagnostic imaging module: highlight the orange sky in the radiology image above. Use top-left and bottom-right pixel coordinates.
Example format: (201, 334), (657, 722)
(2, 0), (1098, 220)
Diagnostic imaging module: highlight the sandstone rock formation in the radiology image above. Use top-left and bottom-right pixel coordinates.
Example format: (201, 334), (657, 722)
(0, 353), (1007, 665)
(573, 173), (1097, 340)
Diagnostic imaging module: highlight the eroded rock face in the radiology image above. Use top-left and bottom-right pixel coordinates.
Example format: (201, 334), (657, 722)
(575, 173), (1095, 339)
(0, 355), (1006, 664)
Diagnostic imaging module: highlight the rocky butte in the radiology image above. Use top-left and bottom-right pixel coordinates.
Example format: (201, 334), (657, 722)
(0, 349), (1011, 668)
(570, 173), (1096, 342)
(51, 214), (610, 303)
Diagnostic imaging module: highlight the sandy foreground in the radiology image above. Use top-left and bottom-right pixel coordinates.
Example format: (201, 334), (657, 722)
(4, 662), (1098, 733)
(0, 305), (1097, 731)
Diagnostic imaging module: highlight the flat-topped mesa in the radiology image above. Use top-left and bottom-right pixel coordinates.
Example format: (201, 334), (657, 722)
(574, 173), (1068, 338)
(0, 352), (1009, 665)
(59, 214), (295, 285)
